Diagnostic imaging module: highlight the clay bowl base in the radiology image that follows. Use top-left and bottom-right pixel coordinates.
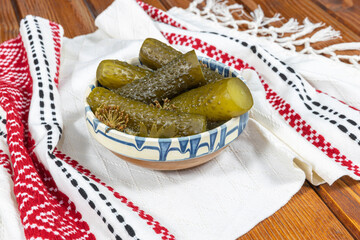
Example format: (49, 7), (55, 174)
(111, 148), (226, 171)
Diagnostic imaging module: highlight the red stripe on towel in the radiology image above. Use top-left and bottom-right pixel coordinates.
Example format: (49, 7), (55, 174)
(0, 35), (95, 240)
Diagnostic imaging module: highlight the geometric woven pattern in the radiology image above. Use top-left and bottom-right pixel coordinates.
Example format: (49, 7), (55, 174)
(0, 34), (95, 239)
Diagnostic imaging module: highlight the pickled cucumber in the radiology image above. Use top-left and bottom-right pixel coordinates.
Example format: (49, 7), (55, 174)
(201, 64), (224, 83)
(114, 50), (206, 104)
(139, 38), (181, 70)
(97, 59), (151, 88)
(206, 120), (226, 130)
(139, 38), (223, 83)
(87, 87), (207, 137)
(170, 77), (253, 121)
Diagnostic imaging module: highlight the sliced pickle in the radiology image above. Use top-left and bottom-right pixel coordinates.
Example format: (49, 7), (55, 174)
(170, 77), (253, 121)
(87, 87), (207, 137)
(96, 59), (151, 88)
(114, 50), (206, 104)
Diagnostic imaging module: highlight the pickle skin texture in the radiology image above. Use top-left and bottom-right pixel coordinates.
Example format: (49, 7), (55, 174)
(96, 59), (151, 89)
(139, 38), (223, 83)
(170, 77), (254, 121)
(87, 87), (207, 137)
(201, 65), (224, 83)
(115, 50), (206, 104)
(139, 38), (181, 70)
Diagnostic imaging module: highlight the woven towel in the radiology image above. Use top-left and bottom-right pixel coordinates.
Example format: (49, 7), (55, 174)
(0, 0), (359, 239)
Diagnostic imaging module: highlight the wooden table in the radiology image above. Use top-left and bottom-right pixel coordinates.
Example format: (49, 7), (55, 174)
(1, 0), (359, 239)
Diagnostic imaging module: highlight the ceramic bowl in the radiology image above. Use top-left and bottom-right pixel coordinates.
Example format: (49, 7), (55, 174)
(84, 56), (249, 170)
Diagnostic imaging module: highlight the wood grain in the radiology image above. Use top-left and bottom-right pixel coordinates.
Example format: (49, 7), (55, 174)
(85, 0), (114, 18)
(14, 0), (96, 38)
(314, 0), (360, 36)
(159, 0), (191, 9)
(0, 0), (20, 42)
(314, 177), (360, 239)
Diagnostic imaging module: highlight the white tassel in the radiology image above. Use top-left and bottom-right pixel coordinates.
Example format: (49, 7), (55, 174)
(322, 42), (360, 51)
(276, 18), (301, 34)
(310, 42), (360, 67)
(250, 6), (282, 28)
(185, 0), (360, 69)
(255, 18), (300, 41)
(309, 26), (341, 43)
(290, 18), (324, 41)
(187, 0), (251, 29)
(187, 0), (205, 17)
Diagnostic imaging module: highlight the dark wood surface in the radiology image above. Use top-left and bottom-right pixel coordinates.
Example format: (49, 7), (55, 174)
(1, 0), (359, 239)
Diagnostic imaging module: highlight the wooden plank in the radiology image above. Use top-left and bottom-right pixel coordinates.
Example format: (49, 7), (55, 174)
(313, 0), (360, 36)
(84, 0), (114, 18)
(313, 177), (360, 239)
(14, 0), (96, 38)
(157, 0), (190, 9)
(0, 0), (20, 42)
(238, 182), (353, 239)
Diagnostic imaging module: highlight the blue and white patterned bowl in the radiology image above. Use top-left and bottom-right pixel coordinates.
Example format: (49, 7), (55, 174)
(85, 56), (249, 170)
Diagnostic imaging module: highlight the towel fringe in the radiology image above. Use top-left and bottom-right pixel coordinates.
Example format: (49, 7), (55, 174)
(186, 0), (360, 69)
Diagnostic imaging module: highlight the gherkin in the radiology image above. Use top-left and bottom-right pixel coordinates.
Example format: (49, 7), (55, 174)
(114, 50), (206, 104)
(139, 38), (223, 83)
(87, 87), (207, 137)
(170, 77), (253, 121)
(200, 64), (224, 83)
(96, 59), (151, 88)
(139, 38), (181, 70)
